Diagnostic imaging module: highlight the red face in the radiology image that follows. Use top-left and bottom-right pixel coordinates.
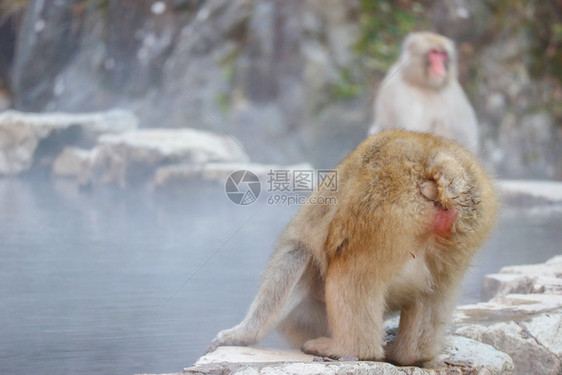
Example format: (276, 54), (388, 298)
(427, 49), (448, 78)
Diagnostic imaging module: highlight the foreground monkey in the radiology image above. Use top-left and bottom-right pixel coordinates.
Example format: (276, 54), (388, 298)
(369, 32), (479, 153)
(210, 130), (497, 365)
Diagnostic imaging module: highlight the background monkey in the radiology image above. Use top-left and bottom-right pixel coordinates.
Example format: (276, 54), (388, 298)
(369, 32), (479, 153)
(210, 130), (497, 365)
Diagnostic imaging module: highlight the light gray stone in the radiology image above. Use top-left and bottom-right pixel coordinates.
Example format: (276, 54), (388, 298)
(499, 257), (562, 278)
(195, 346), (314, 365)
(456, 319), (560, 375)
(97, 129), (248, 165)
(498, 180), (562, 204)
(70, 128), (249, 187)
(481, 255), (562, 299)
(482, 273), (562, 299)
(52, 147), (96, 182)
(456, 266), (562, 375)
(0, 109), (138, 175)
(434, 335), (513, 375)
(546, 255), (562, 265)
(456, 293), (562, 325)
(184, 339), (512, 375)
(482, 273), (538, 299)
(520, 313), (562, 358)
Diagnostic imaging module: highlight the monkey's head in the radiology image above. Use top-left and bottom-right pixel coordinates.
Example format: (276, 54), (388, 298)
(400, 31), (457, 90)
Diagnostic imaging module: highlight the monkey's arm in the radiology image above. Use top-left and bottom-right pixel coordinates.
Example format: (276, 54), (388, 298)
(208, 239), (311, 352)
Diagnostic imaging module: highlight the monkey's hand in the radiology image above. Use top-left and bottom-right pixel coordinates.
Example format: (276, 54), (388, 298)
(206, 325), (256, 354)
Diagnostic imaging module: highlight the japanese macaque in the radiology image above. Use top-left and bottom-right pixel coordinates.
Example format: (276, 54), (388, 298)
(210, 130), (497, 365)
(368, 32), (479, 153)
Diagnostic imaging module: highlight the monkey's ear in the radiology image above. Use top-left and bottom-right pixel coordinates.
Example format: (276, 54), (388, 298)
(420, 180), (438, 202)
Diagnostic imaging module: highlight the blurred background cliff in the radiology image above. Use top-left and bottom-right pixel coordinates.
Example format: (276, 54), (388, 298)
(0, 0), (561, 179)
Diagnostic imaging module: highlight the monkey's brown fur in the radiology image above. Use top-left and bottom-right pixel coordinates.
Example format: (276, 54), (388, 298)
(210, 130), (498, 365)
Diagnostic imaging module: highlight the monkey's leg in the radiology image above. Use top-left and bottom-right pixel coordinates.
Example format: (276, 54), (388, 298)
(208, 241), (310, 352)
(277, 289), (328, 348)
(277, 263), (328, 347)
(386, 286), (458, 365)
(301, 255), (387, 360)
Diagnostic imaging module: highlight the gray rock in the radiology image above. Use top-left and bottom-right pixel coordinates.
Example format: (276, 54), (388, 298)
(456, 318), (560, 375)
(456, 293), (562, 325)
(482, 273), (538, 299)
(481, 254), (562, 299)
(498, 180), (562, 205)
(183, 341), (512, 375)
(434, 335), (513, 375)
(195, 346), (314, 365)
(52, 147), (97, 185)
(500, 256), (562, 278)
(521, 313), (562, 358)
(54, 128), (249, 188)
(455, 262), (562, 375)
(0, 109), (137, 175)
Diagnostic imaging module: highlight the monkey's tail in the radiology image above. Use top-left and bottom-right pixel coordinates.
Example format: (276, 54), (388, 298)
(427, 151), (474, 211)
(250, 241), (311, 334)
(227, 240), (312, 346)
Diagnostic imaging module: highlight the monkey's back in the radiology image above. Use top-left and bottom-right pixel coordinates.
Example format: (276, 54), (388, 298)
(296, 130), (497, 283)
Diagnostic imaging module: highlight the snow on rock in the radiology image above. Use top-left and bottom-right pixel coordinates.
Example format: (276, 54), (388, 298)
(195, 346), (314, 365)
(498, 179), (562, 204)
(0, 109), (137, 175)
(481, 255), (562, 299)
(53, 128), (250, 188)
(184, 339), (512, 375)
(456, 316), (561, 375)
(454, 254), (562, 375)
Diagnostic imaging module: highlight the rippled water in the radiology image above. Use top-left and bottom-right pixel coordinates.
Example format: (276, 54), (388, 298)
(0, 178), (560, 375)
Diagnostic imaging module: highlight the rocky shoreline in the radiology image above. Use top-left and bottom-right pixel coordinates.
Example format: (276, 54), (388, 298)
(145, 255), (562, 375)
(0, 109), (314, 189)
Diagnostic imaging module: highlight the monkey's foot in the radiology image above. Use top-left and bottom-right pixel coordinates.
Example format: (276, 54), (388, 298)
(385, 339), (434, 366)
(302, 337), (359, 360)
(302, 337), (341, 358)
(206, 326), (256, 354)
(303, 337), (383, 361)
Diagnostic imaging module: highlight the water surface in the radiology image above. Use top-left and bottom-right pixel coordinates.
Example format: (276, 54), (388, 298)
(0, 179), (560, 374)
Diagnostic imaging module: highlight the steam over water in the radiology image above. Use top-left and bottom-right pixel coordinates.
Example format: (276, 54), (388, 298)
(1, 178), (560, 374)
